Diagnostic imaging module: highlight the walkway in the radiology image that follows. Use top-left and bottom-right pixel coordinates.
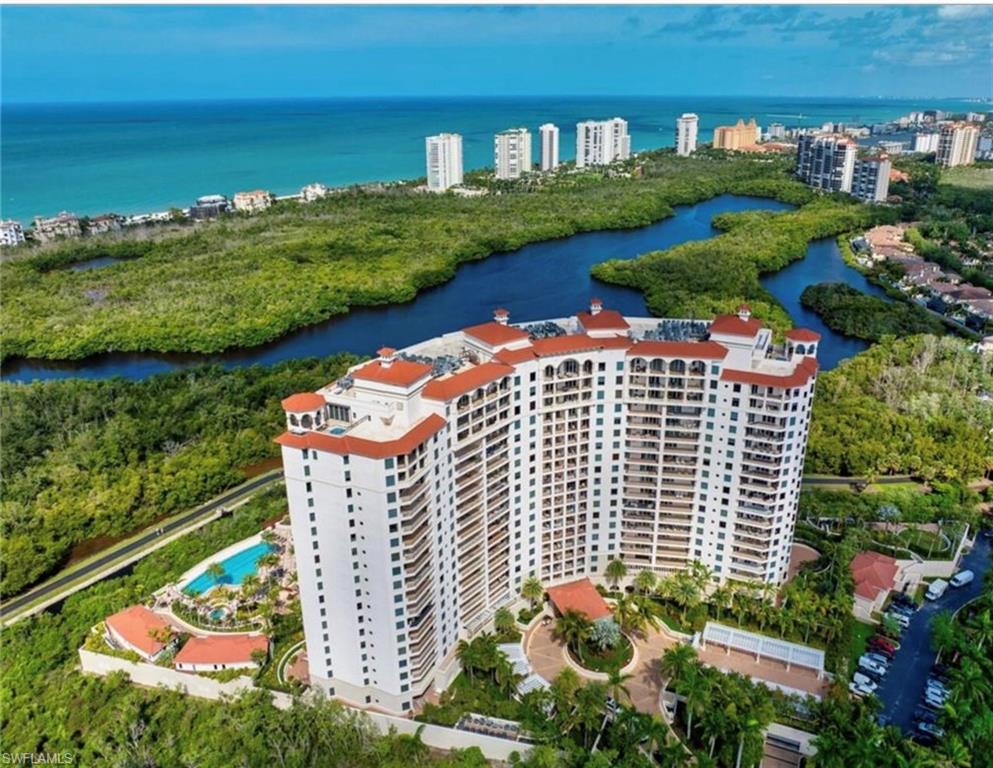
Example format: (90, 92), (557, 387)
(876, 534), (992, 733)
(526, 619), (681, 714)
(1, 469), (283, 626)
(696, 643), (829, 699)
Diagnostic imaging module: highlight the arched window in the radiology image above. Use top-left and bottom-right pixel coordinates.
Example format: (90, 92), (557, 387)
(301, 414), (313, 429)
(630, 357), (647, 373)
(795, 344), (806, 355)
(582, 360), (594, 374)
(689, 360), (706, 376)
(457, 395), (469, 410)
(544, 365), (555, 379)
(486, 382), (498, 395)
(649, 358), (666, 373)
(558, 358), (579, 377)
(289, 414), (299, 427)
(670, 359), (686, 374)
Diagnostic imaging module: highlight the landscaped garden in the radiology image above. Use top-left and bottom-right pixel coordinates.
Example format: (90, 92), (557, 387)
(555, 610), (634, 674)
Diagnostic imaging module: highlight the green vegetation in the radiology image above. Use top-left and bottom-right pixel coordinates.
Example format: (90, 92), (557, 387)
(0, 354), (356, 597)
(806, 334), (993, 480)
(847, 620), (875, 673)
(591, 195), (884, 334)
(799, 282), (947, 341)
(940, 164), (993, 191)
(3, 153), (814, 361)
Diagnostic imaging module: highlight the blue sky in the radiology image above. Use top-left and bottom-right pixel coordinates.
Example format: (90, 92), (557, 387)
(2, 4), (991, 102)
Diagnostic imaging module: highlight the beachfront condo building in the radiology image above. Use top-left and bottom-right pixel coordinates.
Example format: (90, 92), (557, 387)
(795, 134), (857, 193)
(849, 155), (892, 203)
(426, 133), (464, 191)
(712, 118), (759, 151)
(914, 133), (940, 154)
(540, 123), (560, 171)
(575, 118), (630, 167)
(937, 122), (980, 168)
(278, 302), (820, 715)
(676, 113), (699, 156)
(0, 219), (25, 247)
(494, 128), (532, 180)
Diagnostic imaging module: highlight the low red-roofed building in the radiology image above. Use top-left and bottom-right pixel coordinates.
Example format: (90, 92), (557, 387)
(174, 633), (270, 672)
(463, 321), (530, 348)
(546, 578), (612, 621)
(105, 605), (173, 661)
(281, 392), (326, 412)
(851, 551), (903, 619)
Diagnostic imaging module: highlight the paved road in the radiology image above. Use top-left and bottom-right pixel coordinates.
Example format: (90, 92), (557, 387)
(0, 471), (283, 621)
(801, 475), (914, 487)
(875, 534), (992, 733)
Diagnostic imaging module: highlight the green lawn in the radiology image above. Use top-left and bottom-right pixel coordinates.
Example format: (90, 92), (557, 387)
(942, 165), (993, 191)
(848, 620), (876, 675)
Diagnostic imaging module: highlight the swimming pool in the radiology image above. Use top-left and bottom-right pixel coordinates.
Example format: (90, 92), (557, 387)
(182, 541), (274, 596)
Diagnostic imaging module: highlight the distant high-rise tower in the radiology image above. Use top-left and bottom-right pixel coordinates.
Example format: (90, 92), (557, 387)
(539, 123), (560, 171)
(676, 113), (698, 156)
(712, 118), (759, 150)
(425, 133), (463, 191)
(937, 123), (980, 168)
(575, 118), (630, 167)
(494, 128), (532, 180)
(850, 155), (892, 203)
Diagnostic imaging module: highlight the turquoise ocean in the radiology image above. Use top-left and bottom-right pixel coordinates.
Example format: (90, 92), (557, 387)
(0, 96), (983, 221)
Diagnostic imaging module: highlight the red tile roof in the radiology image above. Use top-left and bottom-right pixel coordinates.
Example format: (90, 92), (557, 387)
(720, 356), (818, 389)
(627, 340), (728, 359)
(546, 578), (613, 621)
(463, 321), (530, 346)
(174, 634), (269, 666)
(281, 392), (326, 412)
(352, 359), (433, 388)
(709, 313), (763, 337)
(577, 309), (630, 331)
(851, 551), (899, 601)
(422, 362), (514, 401)
(276, 413), (446, 459)
(106, 605), (171, 657)
(494, 346), (537, 365)
(786, 328), (822, 342)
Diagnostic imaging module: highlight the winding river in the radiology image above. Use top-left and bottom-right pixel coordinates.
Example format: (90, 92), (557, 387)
(3, 194), (878, 383)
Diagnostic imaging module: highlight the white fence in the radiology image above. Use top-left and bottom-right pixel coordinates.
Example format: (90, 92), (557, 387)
(699, 622), (825, 676)
(79, 649), (529, 761)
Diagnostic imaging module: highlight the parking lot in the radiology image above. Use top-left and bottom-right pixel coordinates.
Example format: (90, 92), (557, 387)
(874, 534), (991, 734)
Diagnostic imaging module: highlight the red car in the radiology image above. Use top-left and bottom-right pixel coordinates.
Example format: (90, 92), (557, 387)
(870, 636), (897, 653)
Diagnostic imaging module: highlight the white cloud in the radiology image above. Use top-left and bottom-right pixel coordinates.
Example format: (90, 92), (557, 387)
(937, 5), (987, 19)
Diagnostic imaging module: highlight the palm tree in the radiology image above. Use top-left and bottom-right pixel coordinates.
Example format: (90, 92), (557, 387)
(606, 668), (633, 704)
(241, 574), (261, 599)
(671, 573), (701, 626)
(605, 558), (627, 591)
(494, 606), (516, 636)
(633, 569), (657, 595)
(555, 609), (591, 654)
(678, 665), (711, 743)
(931, 611), (957, 656)
(968, 607), (993, 651)
(734, 716), (764, 768)
(659, 643), (697, 694)
(205, 562), (226, 585)
(521, 576), (544, 611)
(709, 584), (732, 621)
(613, 594), (644, 636)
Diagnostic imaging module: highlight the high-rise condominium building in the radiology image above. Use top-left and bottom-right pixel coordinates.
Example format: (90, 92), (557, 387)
(540, 123), (560, 171)
(914, 133), (940, 154)
(494, 128), (532, 180)
(425, 133), (464, 191)
(676, 113), (699, 156)
(713, 118), (759, 151)
(278, 302), (820, 715)
(795, 134), (857, 193)
(850, 155), (892, 203)
(0, 220), (25, 247)
(937, 123), (980, 168)
(767, 123), (786, 140)
(575, 118), (631, 167)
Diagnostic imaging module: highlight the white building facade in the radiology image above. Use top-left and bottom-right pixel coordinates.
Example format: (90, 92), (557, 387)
(795, 134), (857, 193)
(676, 113), (699, 156)
(279, 302), (819, 715)
(0, 220), (25, 247)
(540, 123), (560, 171)
(850, 155), (892, 203)
(575, 118), (630, 168)
(426, 133), (464, 191)
(913, 133), (940, 154)
(494, 128), (532, 180)
(937, 123), (980, 168)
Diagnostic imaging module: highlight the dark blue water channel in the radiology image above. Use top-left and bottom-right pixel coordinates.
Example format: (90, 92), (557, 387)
(2, 194), (879, 382)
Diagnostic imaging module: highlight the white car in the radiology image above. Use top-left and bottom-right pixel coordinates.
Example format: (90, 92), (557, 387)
(859, 656), (888, 676)
(850, 680), (875, 698)
(853, 672), (878, 690)
(887, 612), (910, 628)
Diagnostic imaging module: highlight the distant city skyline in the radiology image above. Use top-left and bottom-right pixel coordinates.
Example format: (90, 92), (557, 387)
(2, 5), (991, 103)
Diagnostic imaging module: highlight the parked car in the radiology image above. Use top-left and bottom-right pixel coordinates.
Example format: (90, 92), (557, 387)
(917, 721), (945, 738)
(889, 604), (915, 617)
(925, 691), (947, 709)
(859, 656), (888, 676)
(926, 579), (949, 601)
(927, 677), (949, 692)
(887, 612), (911, 629)
(870, 636), (898, 653)
(850, 680), (875, 698)
(950, 570), (974, 588)
(914, 708), (938, 724)
(863, 651), (891, 666)
(891, 593), (915, 608)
